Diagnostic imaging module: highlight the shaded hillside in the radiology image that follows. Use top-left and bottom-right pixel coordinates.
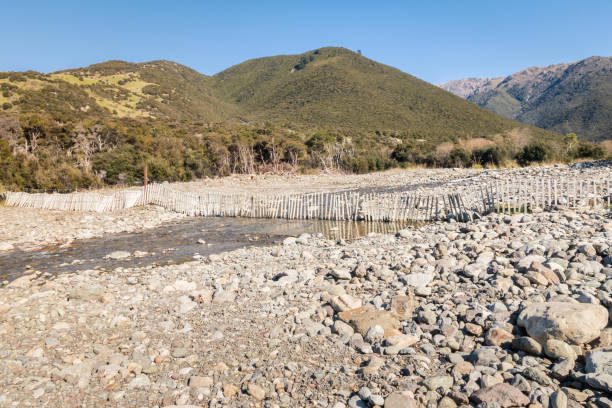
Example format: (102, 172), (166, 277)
(213, 47), (555, 141)
(439, 57), (612, 141)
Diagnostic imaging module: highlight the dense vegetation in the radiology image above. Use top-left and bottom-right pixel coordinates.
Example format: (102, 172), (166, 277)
(213, 47), (556, 139)
(0, 48), (608, 192)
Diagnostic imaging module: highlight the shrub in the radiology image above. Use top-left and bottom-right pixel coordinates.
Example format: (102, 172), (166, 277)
(445, 148), (470, 168)
(391, 142), (430, 165)
(471, 146), (506, 167)
(305, 131), (337, 151)
(516, 143), (550, 166)
(570, 141), (604, 160)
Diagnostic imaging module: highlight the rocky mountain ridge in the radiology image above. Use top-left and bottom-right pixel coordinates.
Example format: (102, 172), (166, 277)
(438, 56), (612, 141)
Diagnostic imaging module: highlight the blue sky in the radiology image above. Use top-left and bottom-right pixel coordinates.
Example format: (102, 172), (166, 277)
(2, 0), (611, 83)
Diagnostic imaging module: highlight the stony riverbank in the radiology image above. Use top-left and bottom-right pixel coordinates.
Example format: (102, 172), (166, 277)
(0, 206), (185, 252)
(1, 209), (611, 407)
(169, 161), (612, 195)
(2, 160), (610, 253)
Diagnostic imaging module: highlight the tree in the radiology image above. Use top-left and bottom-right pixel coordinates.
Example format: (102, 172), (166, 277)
(20, 114), (45, 153)
(564, 133), (578, 154)
(0, 116), (22, 154)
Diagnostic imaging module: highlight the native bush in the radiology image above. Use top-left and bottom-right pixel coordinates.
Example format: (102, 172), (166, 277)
(569, 141), (604, 160)
(471, 146), (506, 167)
(516, 143), (550, 166)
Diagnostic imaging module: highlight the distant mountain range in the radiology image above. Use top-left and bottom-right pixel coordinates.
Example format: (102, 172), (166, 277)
(438, 56), (612, 141)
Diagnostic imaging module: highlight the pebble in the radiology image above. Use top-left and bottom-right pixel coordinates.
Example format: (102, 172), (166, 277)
(2, 201), (611, 407)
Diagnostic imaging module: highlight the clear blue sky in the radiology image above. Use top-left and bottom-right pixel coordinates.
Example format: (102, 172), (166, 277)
(2, 0), (611, 83)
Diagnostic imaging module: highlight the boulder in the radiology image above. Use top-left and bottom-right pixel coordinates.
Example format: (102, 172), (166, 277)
(421, 375), (454, 392)
(107, 250), (130, 260)
(470, 383), (530, 407)
(340, 308), (401, 338)
(330, 294), (362, 312)
(403, 272), (433, 288)
(517, 302), (608, 345)
(544, 339), (577, 361)
(390, 295), (416, 319)
(485, 327), (514, 347)
(512, 336), (542, 355)
(384, 392), (417, 408)
(384, 334), (418, 349)
(585, 347), (612, 393)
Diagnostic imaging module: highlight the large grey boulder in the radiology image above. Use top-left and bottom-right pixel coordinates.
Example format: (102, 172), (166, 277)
(517, 302), (608, 345)
(585, 347), (612, 393)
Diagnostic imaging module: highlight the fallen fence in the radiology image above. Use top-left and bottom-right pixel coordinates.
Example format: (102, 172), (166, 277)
(3, 176), (611, 222)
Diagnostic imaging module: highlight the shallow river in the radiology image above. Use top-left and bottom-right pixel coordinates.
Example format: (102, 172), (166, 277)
(0, 217), (417, 281)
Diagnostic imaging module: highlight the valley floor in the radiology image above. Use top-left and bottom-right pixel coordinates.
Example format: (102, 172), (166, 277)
(0, 208), (611, 407)
(1, 161), (610, 253)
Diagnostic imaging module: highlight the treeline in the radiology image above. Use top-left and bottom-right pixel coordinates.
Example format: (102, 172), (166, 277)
(0, 114), (608, 192)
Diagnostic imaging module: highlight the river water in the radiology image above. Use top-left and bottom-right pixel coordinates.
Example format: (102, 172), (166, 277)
(0, 217), (418, 282)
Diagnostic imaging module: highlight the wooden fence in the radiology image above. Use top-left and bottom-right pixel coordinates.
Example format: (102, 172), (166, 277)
(478, 177), (611, 214)
(3, 176), (611, 222)
(141, 184), (471, 221)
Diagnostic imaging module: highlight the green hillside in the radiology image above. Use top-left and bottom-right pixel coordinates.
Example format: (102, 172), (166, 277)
(1, 47), (600, 192)
(1, 60), (237, 122)
(213, 47), (554, 140)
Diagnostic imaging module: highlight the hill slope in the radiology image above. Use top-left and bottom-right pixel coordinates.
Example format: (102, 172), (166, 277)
(213, 47), (553, 140)
(0, 47), (558, 142)
(0, 60), (237, 122)
(438, 56), (612, 141)
(0, 48), (579, 192)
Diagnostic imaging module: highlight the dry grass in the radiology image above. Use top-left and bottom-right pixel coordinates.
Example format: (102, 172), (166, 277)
(459, 137), (495, 151)
(84, 90), (151, 118)
(491, 128), (532, 154)
(434, 141), (455, 160)
(601, 140), (612, 156)
(50, 73), (152, 94)
(50, 73), (155, 118)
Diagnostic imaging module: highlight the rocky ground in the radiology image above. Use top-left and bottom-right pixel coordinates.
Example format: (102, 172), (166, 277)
(1, 208), (611, 407)
(170, 161), (612, 195)
(0, 206), (185, 252)
(2, 161), (610, 253)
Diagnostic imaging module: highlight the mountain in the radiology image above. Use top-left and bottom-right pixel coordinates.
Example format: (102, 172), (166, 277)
(438, 56), (612, 141)
(212, 47), (552, 139)
(0, 47), (577, 192)
(1, 47), (557, 141)
(437, 77), (503, 99)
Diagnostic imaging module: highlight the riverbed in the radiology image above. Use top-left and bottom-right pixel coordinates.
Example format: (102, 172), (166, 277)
(0, 216), (417, 282)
